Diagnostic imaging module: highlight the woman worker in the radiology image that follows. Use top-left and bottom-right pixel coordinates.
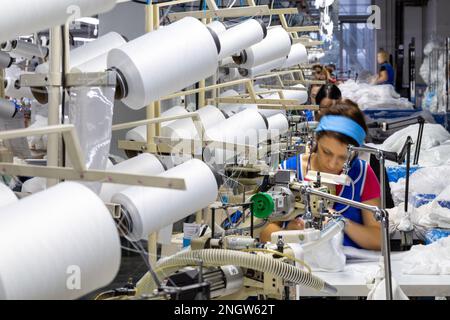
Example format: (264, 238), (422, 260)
(260, 101), (382, 250)
(374, 49), (395, 86)
(315, 84), (342, 116)
(310, 65), (331, 105)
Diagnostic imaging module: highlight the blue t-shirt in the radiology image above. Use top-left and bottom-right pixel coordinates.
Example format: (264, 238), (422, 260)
(379, 62), (395, 86)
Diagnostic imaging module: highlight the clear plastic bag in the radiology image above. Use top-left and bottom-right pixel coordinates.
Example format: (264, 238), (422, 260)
(68, 85), (115, 193)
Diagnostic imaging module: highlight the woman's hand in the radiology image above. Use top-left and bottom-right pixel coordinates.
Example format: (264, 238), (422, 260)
(286, 218), (305, 230)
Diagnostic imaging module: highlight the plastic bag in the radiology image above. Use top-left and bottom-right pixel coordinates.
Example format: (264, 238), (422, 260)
(380, 124), (450, 157)
(424, 229), (450, 244)
(389, 166), (450, 205)
(68, 86), (115, 193)
(429, 185), (450, 228)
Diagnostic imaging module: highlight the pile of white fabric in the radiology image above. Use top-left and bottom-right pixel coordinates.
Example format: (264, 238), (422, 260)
(367, 123), (450, 168)
(388, 168), (450, 229)
(389, 166), (450, 205)
(429, 185), (450, 229)
(338, 80), (414, 110)
(402, 236), (450, 275)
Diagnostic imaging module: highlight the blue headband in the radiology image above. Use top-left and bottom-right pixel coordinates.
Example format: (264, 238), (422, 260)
(315, 115), (366, 146)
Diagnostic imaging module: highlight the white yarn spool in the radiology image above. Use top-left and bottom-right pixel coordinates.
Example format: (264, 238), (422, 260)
(99, 153), (165, 203)
(267, 113), (289, 135)
(0, 183), (17, 208)
(218, 19), (266, 60)
(108, 17), (219, 110)
(0, 98), (16, 119)
(283, 43), (308, 68)
(197, 105), (227, 130)
(125, 106), (188, 143)
(220, 89), (240, 98)
(70, 54), (109, 73)
(218, 89), (246, 116)
(205, 109), (268, 165)
(160, 106), (197, 140)
(258, 84), (308, 116)
(206, 108), (268, 143)
(0, 182), (121, 300)
(0, 0), (117, 43)
(35, 32), (126, 75)
(235, 26), (291, 69)
(112, 159), (219, 241)
(273, 84), (308, 104)
(239, 57), (287, 78)
(125, 125), (147, 143)
(207, 21), (227, 35)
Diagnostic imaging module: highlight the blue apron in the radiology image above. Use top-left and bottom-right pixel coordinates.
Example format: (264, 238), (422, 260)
(281, 154), (368, 248)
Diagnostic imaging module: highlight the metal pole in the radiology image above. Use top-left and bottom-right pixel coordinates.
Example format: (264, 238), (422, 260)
(405, 142), (411, 213)
(381, 215), (393, 300)
(47, 26), (62, 188)
(413, 121), (424, 165)
(379, 153), (386, 210)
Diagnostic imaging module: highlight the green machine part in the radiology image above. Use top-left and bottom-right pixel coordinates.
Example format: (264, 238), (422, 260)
(250, 192), (274, 219)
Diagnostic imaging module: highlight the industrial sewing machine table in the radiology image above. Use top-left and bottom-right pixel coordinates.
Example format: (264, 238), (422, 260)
(298, 260), (450, 298)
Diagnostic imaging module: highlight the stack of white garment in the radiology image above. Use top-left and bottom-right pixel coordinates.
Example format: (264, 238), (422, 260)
(369, 123), (450, 163)
(338, 80), (413, 110)
(429, 185), (450, 228)
(388, 202), (438, 230)
(389, 166), (450, 205)
(402, 236), (450, 275)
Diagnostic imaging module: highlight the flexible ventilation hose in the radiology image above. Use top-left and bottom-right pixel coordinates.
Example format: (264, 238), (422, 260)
(136, 249), (336, 296)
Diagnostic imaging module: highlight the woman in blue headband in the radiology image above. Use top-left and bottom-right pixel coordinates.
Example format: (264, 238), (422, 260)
(261, 100), (381, 250)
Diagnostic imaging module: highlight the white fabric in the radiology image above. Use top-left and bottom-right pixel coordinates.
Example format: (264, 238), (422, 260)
(377, 124), (450, 158)
(303, 231), (346, 272)
(389, 166), (450, 205)
(366, 258), (409, 300)
(338, 80), (413, 110)
(402, 236), (450, 275)
(343, 246), (408, 262)
(430, 184), (450, 221)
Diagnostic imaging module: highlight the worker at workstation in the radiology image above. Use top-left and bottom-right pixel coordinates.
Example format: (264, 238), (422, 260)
(374, 49), (395, 86)
(261, 100), (382, 250)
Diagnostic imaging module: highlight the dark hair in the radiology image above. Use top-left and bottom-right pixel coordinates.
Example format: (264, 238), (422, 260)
(316, 84), (342, 106)
(316, 99), (368, 147)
